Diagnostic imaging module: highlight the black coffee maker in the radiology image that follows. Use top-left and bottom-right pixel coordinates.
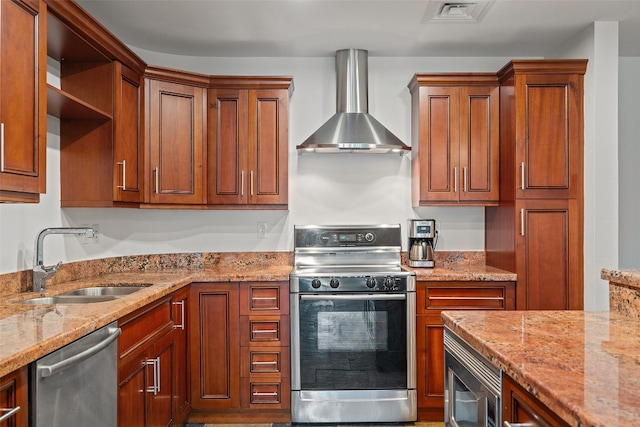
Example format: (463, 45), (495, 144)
(407, 219), (436, 268)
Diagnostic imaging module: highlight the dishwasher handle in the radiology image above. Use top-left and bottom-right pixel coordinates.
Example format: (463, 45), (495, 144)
(38, 327), (121, 378)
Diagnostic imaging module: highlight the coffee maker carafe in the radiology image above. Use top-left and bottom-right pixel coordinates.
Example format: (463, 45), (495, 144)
(408, 219), (436, 268)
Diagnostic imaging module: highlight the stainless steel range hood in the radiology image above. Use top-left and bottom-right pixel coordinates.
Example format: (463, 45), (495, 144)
(297, 49), (410, 154)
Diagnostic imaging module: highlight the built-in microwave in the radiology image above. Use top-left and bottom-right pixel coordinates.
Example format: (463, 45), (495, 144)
(444, 328), (501, 427)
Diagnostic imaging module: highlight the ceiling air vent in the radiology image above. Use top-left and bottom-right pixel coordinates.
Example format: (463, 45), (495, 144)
(424, 1), (494, 22)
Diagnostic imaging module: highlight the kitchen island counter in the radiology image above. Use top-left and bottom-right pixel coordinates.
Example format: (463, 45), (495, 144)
(442, 309), (640, 427)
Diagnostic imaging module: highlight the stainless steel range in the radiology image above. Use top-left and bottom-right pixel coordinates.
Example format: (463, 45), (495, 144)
(289, 224), (417, 423)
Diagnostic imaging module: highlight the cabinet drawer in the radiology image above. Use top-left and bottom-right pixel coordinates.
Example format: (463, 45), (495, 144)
(241, 347), (289, 377)
(418, 283), (512, 312)
(240, 282), (289, 315)
(240, 377), (290, 409)
(240, 316), (289, 346)
(118, 296), (173, 359)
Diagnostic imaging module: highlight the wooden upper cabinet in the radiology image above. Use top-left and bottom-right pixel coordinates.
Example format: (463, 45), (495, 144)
(498, 60), (587, 200)
(0, 0), (46, 203)
(114, 62), (143, 203)
(147, 77), (206, 205)
(409, 74), (499, 206)
(208, 77), (292, 209)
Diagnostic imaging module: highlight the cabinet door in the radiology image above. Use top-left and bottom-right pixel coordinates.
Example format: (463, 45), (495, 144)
(515, 73), (583, 199)
(147, 331), (175, 427)
(207, 88), (249, 204)
(416, 315), (445, 419)
(459, 85), (499, 203)
(502, 374), (570, 427)
(189, 283), (240, 409)
(0, 367), (28, 427)
(0, 0), (46, 202)
(516, 199), (583, 310)
(114, 62), (143, 203)
(172, 288), (190, 424)
(415, 86), (460, 203)
(247, 89), (288, 206)
(148, 79), (205, 204)
(118, 355), (148, 426)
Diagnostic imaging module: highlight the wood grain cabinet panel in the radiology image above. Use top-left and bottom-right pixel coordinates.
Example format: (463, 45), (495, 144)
(147, 78), (206, 205)
(416, 281), (515, 421)
(409, 75), (499, 206)
(486, 60), (587, 311)
(0, 0), (46, 203)
(502, 373), (570, 427)
(0, 367), (28, 427)
(208, 78), (292, 209)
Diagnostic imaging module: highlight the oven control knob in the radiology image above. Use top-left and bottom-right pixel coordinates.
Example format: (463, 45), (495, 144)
(365, 277), (377, 288)
(311, 278), (322, 289)
(329, 278), (340, 288)
(364, 232), (375, 242)
(383, 276), (397, 290)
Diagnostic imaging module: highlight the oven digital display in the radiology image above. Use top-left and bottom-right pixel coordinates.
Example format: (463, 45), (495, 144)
(338, 233), (357, 242)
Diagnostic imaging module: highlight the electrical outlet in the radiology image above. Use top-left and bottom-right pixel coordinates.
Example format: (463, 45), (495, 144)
(257, 222), (268, 239)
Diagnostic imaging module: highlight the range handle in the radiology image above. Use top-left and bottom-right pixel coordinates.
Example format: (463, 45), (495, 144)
(38, 327), (121, 378)
(300, 294), (406, 301)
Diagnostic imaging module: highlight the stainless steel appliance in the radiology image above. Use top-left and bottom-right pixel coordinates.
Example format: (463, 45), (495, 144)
(408, 219), (437, 268)
(31, 322), (121, 427)
(290, 224), (417, 423)
(444, 327), (501, 427)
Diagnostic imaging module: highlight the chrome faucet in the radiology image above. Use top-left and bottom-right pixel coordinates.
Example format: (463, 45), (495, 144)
(33, 227), (96, 293)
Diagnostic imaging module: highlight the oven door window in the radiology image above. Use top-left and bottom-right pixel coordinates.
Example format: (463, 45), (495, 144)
(298, 294), (407, 390)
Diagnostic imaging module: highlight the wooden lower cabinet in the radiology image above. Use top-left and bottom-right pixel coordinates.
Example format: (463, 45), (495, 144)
(416, 281), (515, 421)
(173, 287), (191, 424)
(0, 366), (28, 427)
(118, 295), (179, 427)
(502, 374), (570, 427)
(189, 282), (290, 422)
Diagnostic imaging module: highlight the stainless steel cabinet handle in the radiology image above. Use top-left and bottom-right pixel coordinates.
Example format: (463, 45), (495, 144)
(454, 167), (458, 193)
(241, 170), (245, 196)
(252, 296), (277, 301)
(428, 296), (504, 301)
(252, 329), (279, 334)
(145, 357), (161, 395)
(252, 392), (278, 396)
(520, 162), (525, 190)
(463, 166), (467, 192)
(173, 300), (185, 330)
(39, 327), (121, 378)
(250, 170), (254, 196)
(0, 407), (21, 423)
(504, 422), (535, 427)
(252, 361), (278, 365)
(520, 208), (525, 236)
(117, 160), (126, 190)
(0, 123), (4, 172)
(154, 167), (159, 193)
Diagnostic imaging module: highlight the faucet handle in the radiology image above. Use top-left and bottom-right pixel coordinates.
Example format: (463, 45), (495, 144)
(43, 261), (62, 274)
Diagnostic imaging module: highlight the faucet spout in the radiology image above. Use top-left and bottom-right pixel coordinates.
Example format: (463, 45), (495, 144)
(33, 227), (96, 293)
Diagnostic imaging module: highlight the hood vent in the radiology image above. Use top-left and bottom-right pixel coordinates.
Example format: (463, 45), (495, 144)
(297, 49), (410, 154)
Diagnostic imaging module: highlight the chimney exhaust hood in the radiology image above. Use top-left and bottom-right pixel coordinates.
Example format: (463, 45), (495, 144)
(297, 49), (411, 155)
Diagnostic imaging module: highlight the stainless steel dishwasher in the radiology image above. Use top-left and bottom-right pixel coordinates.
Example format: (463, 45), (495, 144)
(31, 322), (121, 427)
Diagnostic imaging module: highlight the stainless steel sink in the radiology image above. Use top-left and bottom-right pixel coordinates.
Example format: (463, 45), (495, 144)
(21, 295), (118, 304)
(59, 286), (148, 297)
(19, 285), (150, 304)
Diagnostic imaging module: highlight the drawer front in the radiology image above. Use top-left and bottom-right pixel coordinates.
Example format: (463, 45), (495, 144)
(426, 287), (506, 310)
(241, 347), (289, 377)
(240, 282), (289, 315)
(240, 315), (289, 346)
(118, 296), (173, 359)
(240, 377), (290, 409)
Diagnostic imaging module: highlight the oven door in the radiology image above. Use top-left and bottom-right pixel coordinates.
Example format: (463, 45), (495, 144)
(290, 292), (417, 422)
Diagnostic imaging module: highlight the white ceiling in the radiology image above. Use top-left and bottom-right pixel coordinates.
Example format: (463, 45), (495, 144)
(76, 0), (640, 57)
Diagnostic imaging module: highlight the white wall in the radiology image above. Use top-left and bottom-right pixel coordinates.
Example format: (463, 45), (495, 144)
(0, 55), (512, 273)
(618, 57), (640, 269)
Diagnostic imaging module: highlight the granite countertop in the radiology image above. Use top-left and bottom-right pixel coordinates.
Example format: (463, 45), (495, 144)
(0, 251), (514, 379)
(442, 309), (640, 427)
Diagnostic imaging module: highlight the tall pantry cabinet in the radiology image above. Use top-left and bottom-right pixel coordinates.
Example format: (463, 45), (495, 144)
(485, 60), (588, 310)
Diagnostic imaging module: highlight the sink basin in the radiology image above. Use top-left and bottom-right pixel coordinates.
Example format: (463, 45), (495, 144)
(59, 286), (148, 297)
(21, 295), (118, 304)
